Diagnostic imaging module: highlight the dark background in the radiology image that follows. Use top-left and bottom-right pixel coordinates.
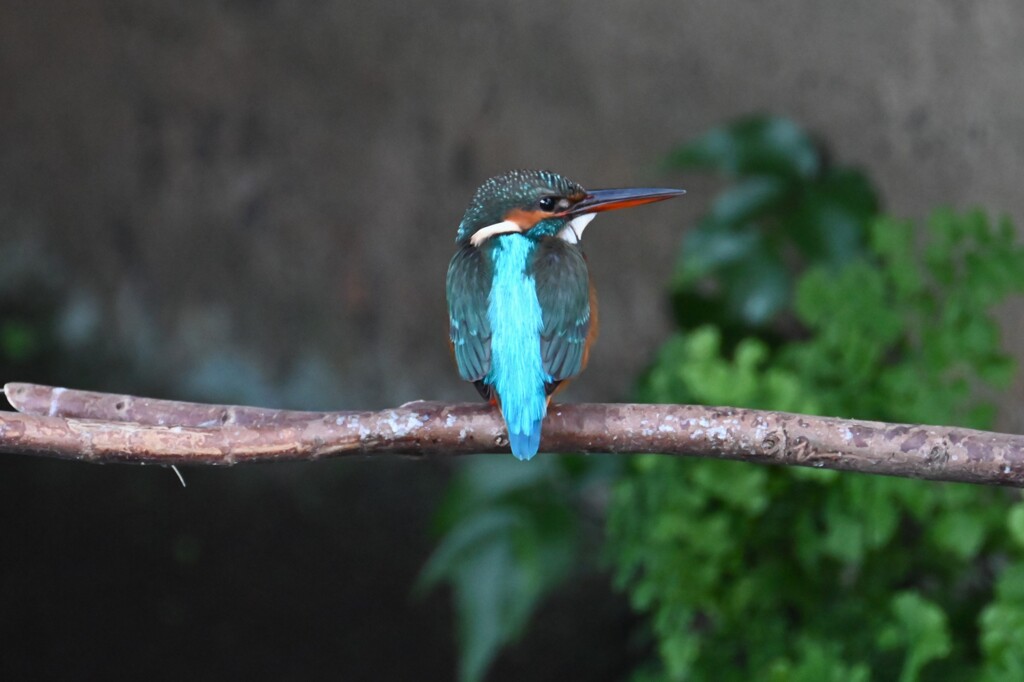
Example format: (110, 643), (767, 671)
(2, 1), (1023, 679)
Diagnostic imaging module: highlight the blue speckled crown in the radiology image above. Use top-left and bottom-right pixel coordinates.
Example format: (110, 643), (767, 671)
(456, 170), (585, 243)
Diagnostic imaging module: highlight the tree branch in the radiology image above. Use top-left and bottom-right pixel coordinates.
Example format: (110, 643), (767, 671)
(3, 382), (1024, 486)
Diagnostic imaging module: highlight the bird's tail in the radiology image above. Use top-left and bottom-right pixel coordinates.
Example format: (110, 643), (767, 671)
(500, 394), (547, 461)
(507, 418), (544, 461)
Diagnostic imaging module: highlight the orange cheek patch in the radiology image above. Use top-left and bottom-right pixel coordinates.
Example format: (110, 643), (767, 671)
(504, 208), (550, 229)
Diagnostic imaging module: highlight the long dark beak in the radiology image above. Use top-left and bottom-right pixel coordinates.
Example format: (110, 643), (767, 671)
(565, 187), (685, 217)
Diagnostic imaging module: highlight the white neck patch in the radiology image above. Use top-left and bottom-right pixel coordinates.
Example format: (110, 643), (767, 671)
(557, 214), (596, 245)
(470, 220), (521, 248)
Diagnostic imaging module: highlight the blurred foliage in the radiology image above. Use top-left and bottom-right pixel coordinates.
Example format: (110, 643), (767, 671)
(418, 455), (619, 682)
(0, 293), (61, 394)
(0, 269), (191, 402)
(425, 116), (1024, 681)
(668, 116), (879, 345)
(613, 208), (1024, 680)
(1, 319), (39, 364)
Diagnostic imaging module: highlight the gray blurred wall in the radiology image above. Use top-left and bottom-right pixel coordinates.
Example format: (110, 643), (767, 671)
(2, 1), (1023, 426)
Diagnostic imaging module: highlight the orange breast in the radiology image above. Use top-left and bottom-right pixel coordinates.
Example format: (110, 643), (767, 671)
(580, 276), (599, 371)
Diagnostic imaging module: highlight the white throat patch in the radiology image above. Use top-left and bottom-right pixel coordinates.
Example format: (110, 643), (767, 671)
(557, 214), (596, 245)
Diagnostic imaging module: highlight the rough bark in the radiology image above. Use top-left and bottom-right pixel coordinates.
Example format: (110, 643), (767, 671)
(3, 383), (1024, 487)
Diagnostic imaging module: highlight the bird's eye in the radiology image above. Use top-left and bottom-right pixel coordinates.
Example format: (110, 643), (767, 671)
(537, 196), (559, 212)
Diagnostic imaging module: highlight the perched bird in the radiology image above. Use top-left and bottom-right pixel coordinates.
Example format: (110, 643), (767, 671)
(446, 170), (684, 460)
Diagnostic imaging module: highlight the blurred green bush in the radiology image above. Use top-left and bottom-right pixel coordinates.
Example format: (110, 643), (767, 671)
(424, 116), (1024, 681)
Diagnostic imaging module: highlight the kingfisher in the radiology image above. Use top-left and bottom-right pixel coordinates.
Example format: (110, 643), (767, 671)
(446, 170), (684, 460)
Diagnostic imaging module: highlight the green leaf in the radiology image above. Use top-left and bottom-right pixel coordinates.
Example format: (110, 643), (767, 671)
(767, 638), (871, 682)
(878, 592), (951, 682)
(692, 461), (769, 515)
(789, 168), (877, 265)
(708, 176), (789, 226)
(870, 216), (924, 297)
(421, 456), (583, 682)
(453, 539), (529, 682)
(721, 251), (791, 326)
(929, 510), (988, 560)
(993, 563), (1024, 604)
(461, 457), (559, 502)
(676, 218), (763, 283)
(668, 115), (820, 179)
(418, 509), (524, 592)
(981, 564), (1024, 679)
(821, 498), (866, 564)
(1007, 504), (1024, 548)
(0, 319), (37, 362)
(980, 601), (1024, 681)
(421, 501), (576, 682)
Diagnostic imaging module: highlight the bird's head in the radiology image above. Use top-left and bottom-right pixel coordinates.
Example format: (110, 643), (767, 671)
(455, 169), (684, 248)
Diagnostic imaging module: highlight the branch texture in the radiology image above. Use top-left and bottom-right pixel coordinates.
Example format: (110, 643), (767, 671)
(3, 383), (1024, 487)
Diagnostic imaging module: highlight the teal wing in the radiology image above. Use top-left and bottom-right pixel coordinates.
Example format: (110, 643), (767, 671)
(531, 238), (591, 382)
(446, 245), (493, 382)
